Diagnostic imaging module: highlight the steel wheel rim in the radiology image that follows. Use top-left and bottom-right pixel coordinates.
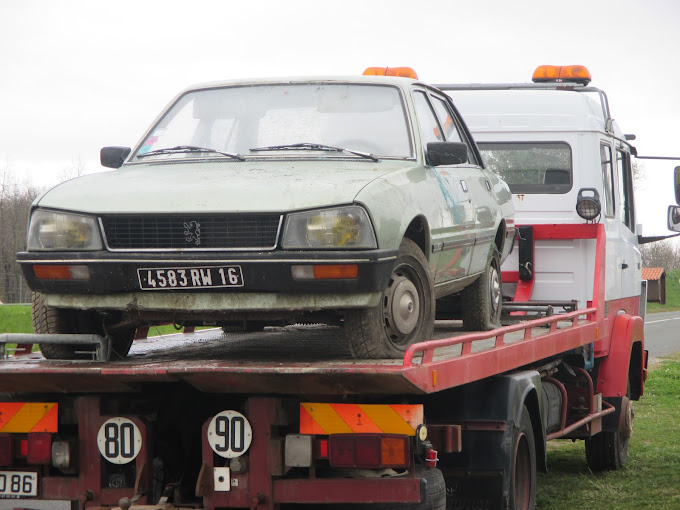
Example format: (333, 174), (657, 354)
(489, 263), (501, 317)
(383, 265), (423, 347)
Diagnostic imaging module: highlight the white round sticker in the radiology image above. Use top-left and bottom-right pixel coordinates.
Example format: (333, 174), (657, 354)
(97, 417), (142, 464)
(208, 410), (253, 458)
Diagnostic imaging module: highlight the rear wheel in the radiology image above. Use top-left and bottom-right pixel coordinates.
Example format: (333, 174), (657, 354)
(585, 392), (633, 470)
(507, 406), (536, 510)
(32, 292), (135, 360)
(462, 249), (502, 331)
(345, 239), (434, 359)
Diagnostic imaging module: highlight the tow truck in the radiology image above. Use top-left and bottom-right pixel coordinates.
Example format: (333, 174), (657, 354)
(0, 65), (674, 510)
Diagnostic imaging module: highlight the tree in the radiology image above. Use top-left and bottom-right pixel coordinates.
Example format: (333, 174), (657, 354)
(640, 239), (680, 270)
(0, 162), (41, 303)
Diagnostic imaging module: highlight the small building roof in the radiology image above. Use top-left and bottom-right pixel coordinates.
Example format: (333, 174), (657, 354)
(641, 267), (665, 281)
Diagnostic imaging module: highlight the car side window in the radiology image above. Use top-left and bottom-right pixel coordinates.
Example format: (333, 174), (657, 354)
(430, 96), (463, 143)
(413, 91), (444, 145)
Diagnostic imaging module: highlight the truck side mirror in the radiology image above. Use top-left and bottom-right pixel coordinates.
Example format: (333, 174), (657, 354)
(675, 166), (680, 204)
(426, 142), (468, 166)
(101, 146), (131, 169)
(668, 206), (680, 232)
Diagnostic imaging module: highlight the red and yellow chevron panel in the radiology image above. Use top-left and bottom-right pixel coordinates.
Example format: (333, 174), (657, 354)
(0, 403), (58, 433)
(300, 403), (423, 435)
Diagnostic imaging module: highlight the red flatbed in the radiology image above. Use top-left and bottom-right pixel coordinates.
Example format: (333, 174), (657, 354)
(0, 307), (601, 395)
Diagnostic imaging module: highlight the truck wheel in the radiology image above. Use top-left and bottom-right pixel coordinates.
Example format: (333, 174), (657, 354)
(585, 393), (633, 471)
(507, 406), (536, 510)
(32, 292), (135, 360)
(353, 467), (445, 510)
(345, 239), (435, 359)
(462, 249), (502, 331)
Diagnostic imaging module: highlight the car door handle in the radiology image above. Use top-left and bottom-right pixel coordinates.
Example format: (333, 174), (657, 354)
(622, 263), (629, 269)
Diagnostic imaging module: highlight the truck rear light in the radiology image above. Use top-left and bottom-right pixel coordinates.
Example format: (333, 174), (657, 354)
(33, 264), (90, 280)
(27, 432), (52, 464)
(0, 434), (12, 465)
(329, 434), (409, 469)
(52, 440), (71, 469)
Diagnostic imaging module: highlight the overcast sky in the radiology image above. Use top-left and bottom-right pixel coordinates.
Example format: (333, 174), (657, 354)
(1, 0), (679, 234)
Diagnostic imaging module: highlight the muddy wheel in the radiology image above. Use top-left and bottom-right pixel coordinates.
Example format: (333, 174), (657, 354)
(352, 467), (445, 510)
(585, 392), (633, 471)
(33, 292), (135, 360)
(345, 238), (435, 359)
(507, 406), (536, 510)
(462, 249), (502, 331)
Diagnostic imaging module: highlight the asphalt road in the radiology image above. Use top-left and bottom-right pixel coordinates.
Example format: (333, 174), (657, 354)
(644, 309), (680, 363)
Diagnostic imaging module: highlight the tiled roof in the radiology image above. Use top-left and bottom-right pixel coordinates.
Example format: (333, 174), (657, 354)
(641, 267), (665, 281)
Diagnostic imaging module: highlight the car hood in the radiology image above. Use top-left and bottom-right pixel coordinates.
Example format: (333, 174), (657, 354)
(36, 160), (409, 214)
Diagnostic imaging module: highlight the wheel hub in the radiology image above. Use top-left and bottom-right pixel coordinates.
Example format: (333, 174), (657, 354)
(385, 275), (420, 336)
(490, 265), (501, 314)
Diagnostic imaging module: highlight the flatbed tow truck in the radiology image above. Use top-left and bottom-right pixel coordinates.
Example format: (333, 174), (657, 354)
(1, 65), (675, 510)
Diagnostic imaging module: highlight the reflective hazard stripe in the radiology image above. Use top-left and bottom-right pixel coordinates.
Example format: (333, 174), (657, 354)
(300, 403), (422, 435)
(0, 403), (58, 433)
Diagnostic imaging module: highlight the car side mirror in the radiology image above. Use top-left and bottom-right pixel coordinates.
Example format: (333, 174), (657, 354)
(668, 205), (680, 232)
(674, 166), (680, 204)
(101, 146), (131, 169)
(426, 142), (468, 166)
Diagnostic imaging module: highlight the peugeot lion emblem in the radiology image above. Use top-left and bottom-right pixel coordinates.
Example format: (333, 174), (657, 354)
(184, 220), (201, 246)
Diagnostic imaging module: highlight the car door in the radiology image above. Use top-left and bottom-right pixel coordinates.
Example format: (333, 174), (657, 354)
(412, 89), (475, 284)
(428, 91), (495, 277)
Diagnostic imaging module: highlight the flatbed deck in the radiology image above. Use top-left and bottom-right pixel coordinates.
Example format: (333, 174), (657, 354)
(0, 307), (601, 396)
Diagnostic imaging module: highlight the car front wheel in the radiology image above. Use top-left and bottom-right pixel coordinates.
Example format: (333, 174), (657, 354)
(344, 238), (435, 359)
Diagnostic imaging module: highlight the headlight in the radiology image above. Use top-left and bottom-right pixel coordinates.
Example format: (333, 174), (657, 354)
(27, 210), (103, 251)
(282, 206), (377, 249)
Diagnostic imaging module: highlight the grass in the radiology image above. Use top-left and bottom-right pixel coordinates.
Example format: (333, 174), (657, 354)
(0, 304), (195, 338)
(538, 353), (680, 509)
(646, 268), (680, 312)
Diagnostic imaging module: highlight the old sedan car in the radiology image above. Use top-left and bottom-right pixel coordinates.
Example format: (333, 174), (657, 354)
(19, 68), (514, 359)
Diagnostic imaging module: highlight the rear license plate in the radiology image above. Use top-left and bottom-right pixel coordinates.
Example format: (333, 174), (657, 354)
(0, 471), (38, 498)
(137, 266), (244, 290)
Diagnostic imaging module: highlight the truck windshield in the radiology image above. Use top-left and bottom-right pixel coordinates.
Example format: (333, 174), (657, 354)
(477, 142), (572, 194)
(133, 83), (413, 161)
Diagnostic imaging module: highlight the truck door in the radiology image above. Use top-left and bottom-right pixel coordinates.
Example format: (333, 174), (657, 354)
(413, 89), (475, 282)
(615, 147), (642, 300)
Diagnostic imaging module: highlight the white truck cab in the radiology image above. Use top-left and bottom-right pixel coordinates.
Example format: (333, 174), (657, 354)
(441, 65), (642, 313)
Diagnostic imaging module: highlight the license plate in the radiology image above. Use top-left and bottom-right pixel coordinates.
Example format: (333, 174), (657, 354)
(0, 471), (38, 498)
(137, 266), (244, 290)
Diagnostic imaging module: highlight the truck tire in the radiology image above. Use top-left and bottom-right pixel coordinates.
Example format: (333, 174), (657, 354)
(585, 392), (633, 471)
(462, 249), (502, 331)
(345, 238), (435, 359)
(506, 406), (536, 510)
(354, 467), (445, 510)
(32, 292), (135, 360)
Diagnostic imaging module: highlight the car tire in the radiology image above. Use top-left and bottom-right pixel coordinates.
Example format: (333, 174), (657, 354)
(506, 406), (537, 510)
(462, 248), (502, 331)
(33, 292), (135, 360)
(345, 238), (435, 359)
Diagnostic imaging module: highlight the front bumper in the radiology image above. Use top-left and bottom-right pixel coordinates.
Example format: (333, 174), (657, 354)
(18, 249), (397, 313)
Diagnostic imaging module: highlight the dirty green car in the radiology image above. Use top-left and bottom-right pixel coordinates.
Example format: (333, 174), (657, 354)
(18, 75), (515, 359)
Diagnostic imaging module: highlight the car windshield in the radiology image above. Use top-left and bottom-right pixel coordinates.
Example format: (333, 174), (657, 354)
(132, 83), (413, 161)
(477, 142), (573, 194)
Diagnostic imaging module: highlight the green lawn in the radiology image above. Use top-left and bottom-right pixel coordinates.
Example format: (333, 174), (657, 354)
(538, 354), (680, 509)
(0, 304), (193, 338)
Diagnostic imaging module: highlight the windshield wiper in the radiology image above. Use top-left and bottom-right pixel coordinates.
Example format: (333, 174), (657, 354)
(250, 142), (379, 161)
(137, 145), (245, 161)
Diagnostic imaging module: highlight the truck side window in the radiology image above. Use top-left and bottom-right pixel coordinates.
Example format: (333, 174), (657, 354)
(616, 149), (635, 231)
(600, 144), (615, 217)
(413, 91), (444, 145)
